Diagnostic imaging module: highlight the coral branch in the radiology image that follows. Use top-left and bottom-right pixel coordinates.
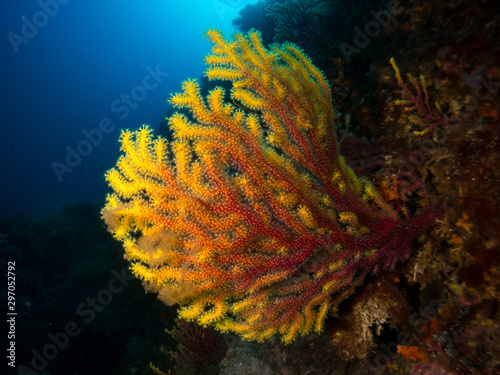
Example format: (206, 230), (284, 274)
(390, 58), (451, 137)
(102, 30), (439, 343)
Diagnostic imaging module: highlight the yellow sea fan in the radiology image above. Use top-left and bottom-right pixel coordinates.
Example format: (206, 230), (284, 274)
(102, 29), (436, 346)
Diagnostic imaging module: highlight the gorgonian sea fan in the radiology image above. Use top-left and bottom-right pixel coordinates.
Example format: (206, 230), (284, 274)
(102, 29), (439, 343)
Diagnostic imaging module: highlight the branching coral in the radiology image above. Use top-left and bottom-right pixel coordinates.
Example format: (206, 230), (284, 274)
(390, 58), (453, 138)
(266, 0), (336, 63)
(266, 0), (335, 41)
(102, 30), (440, 343)
(165, 318), (226, 369)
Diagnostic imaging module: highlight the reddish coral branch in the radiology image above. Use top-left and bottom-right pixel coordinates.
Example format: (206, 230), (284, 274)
(103, 31), (442, 343)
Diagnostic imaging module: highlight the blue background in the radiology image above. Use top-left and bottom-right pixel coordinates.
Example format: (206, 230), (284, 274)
(0, 0), (252, 217)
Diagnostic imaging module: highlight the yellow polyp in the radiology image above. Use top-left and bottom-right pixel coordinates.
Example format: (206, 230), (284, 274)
(338, 181), (346, 193)
(321, 194), (333, 207)
(182, 79), (198, 98)
(296, 116), (312, 130)
(246, 313), (262, 325)
(302, 306), (316, 334)
(328, 257), (343, 270)
(169, 92), (184, 107)
(178, 301), (204, 321)
(205, 53), (229, 65)
(248, 30), (268, 58)
(232, 88), (264, 110)
(345, 164), (362, 193)
(214, 320), (230, 333)
(207, 67), (243, 81)
(217, 320), (249, 335)
(363, 184), (378, 200)
(222, 103), (233, 117)
(168, 113), (191, 134)
(245, 114), (262, 138)
(130, 262), (152, 281)
(153, 138), (168, 162)
(322, 279), (338, 293)
(248, 271), (289, 293)
(394, 99), (409, 106)
(301, 173), (313, 189)
(359, 226), (370, 235)
(390, 57), (403, 84)
(196, 247), (213, 262)
(257, 328), (276, 342)
(364, 184), (399, 219)
(364, 248), (377, 257)
(331, 171), (341, 184)
(149, 362), (168, 375)
(435, 101), (443, 113)
(278, 321), (289, 335)
(242, 332), (257, 341)
(283, 316), (302, 344)
(118, 129), (132, 147)
(298, 205), (316, 228)
(278, 192), (297, 208)
(231, 109), (244, 125)
(207, 87), (225, 114)
(105, 194), (120, 209)
(124, 239), (149, 263)
(339, 211), (358, 226)
(113, 224), (129, 240)
(414, 128), (429, 136)
(273, 79), (286, 100)
(198, 301), (226, 326)
(137, 125), (152, 148)
(315, 301), (329, 333)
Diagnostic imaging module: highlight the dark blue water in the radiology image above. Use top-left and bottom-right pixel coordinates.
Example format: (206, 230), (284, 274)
(1, 0), (251, 217)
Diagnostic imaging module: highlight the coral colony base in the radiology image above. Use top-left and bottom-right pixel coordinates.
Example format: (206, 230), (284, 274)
(102, 30), (439, 344)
